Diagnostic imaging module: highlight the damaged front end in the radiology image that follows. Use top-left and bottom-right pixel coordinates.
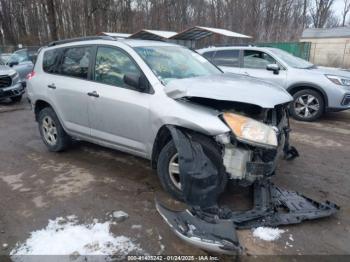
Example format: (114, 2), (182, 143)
(217, 102), (298, 184)
(156, 115), (338, 254)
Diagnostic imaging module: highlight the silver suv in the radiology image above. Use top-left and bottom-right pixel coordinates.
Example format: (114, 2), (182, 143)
(198, 46), (350, 121)
(27, 37), (296, 199)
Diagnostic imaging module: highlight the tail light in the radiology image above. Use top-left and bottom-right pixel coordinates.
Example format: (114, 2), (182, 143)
(26, 71), (36, 80)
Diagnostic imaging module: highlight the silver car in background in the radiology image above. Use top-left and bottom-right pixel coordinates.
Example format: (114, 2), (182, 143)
(198, 46), (350, 121)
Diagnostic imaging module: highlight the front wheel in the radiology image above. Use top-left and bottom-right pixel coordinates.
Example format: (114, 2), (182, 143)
(290, 89), (324, 122)
(156, 136), (226, 201)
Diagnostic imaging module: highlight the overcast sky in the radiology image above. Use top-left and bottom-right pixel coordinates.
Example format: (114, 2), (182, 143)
(333, 0), (345, 17)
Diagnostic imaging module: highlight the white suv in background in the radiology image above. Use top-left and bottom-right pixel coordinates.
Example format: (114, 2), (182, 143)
(198, 46), (350, 121)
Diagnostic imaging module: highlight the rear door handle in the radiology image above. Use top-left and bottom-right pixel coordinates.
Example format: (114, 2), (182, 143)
(87, 91), (99, 98)
(47, 84), (56, 89)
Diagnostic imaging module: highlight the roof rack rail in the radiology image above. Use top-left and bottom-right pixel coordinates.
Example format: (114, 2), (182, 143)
(48, 36), (115, 47)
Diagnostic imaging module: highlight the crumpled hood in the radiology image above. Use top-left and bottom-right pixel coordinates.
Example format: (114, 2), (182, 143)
(165, 73), (292, 108)
(0, 65), (16, 76)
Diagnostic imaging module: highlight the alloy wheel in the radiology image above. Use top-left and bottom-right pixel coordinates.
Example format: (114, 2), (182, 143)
(168, 153), (181, 190)
(42, 116), (58, 146)
(294, 94), (320, 119)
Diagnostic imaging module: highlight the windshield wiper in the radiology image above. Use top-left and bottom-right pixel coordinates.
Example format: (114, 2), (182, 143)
(306, 65), (317, 69)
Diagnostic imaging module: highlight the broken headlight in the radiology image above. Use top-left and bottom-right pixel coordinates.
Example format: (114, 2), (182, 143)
(222, 112), (278, 148)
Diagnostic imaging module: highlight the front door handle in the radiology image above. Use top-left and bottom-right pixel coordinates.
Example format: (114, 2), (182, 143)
(87, 91), (99, 98)
(47, 84), (56, 89)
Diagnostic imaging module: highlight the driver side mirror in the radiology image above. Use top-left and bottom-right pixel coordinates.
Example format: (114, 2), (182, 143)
(8, 61), (19, 67)
(123, 73), (149, 92)
(266, 64), (280, 75)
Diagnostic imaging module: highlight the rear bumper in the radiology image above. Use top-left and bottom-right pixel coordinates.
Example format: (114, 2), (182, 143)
(0, 83), (25, 99)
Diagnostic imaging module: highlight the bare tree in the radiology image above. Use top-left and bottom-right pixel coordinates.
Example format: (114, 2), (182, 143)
(44, 0), (59, 41)
(341, 0), (350, 26)
(310, 0), (335, 28)
(0, 0), (337, 47)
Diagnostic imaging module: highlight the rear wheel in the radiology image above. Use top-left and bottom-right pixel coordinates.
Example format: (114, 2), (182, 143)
(10, 95), (22, 103)
(157, 135), (226, 201)
(38, 107), (71, 152)
(290, 89), (324, 122)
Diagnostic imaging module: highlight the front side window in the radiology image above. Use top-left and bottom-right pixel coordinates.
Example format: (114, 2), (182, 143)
(212, 50), (240, 67)
(135, 46), (221, 85)
(60, 46), (93, 79)
(243, 50), (276, 69)
(94, 47), (141, 88)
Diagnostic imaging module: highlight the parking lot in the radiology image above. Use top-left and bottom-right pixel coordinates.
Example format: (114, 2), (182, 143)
(0, 96), (349, 258)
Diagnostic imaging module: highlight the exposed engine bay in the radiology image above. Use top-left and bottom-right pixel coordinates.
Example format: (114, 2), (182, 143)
(155, 101), (339, 255)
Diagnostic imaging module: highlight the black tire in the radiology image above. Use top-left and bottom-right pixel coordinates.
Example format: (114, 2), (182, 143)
(290, 89), (324, 122)
(10, 95), (22, 103)
(38, 107), (71, 152)
(157, 135), (226, 201)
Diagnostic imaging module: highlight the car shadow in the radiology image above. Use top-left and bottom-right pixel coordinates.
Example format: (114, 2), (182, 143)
(320, 110), (350, 122)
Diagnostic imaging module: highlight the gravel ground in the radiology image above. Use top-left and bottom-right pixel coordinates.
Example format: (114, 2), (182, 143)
(0, 96), (349, 260)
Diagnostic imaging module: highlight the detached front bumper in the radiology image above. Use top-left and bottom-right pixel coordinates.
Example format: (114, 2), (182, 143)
(0, 83), (25, 100)
(157, 126), (338, 255)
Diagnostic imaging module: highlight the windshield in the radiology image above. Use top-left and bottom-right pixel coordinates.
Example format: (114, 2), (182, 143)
(134, 46), (221, 85)
(269, 48), (314, 69)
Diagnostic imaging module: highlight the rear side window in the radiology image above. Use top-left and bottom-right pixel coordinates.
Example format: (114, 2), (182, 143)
(59, 46), (93, 79)
(212, 50), (240, 67)
(43, 49), (62, 74)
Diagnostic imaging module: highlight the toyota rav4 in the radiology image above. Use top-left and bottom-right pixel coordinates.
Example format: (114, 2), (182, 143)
(27, 37), (296, 200)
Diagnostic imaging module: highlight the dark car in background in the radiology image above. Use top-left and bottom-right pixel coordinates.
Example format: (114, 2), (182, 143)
(0, 61), (25, 103)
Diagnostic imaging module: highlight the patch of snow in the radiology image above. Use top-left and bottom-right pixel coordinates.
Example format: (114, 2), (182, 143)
(157, 234), (165, 255)
(159, 244), (165, 254)
(10, 216), (143, 258)
(187, 224), (197, 235)
(252, 227), (285, 241)
(131, 225), (142, 230)
(113, 210), (129, 222)
(289, 234), (294, 242)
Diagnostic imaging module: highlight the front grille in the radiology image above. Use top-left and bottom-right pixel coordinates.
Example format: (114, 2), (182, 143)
(342, 95), (350, 106)
(0, 75), (12, 88)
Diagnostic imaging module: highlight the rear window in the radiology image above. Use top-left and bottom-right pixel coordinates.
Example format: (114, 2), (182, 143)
(43, 49), (62, 74)
(212, 50), (240, 67)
